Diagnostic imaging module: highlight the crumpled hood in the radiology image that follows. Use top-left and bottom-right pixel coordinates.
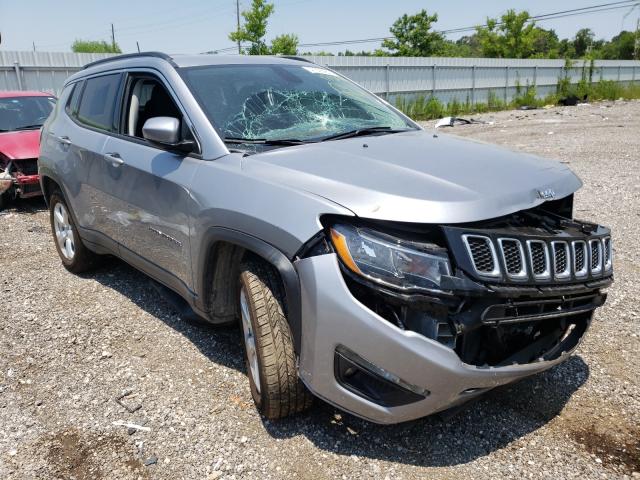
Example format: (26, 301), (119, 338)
(242, 129), (582, 224)
(0, 130), (41, 160)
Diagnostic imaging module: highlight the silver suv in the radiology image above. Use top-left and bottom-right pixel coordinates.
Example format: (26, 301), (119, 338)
(39, 53), (613, 424)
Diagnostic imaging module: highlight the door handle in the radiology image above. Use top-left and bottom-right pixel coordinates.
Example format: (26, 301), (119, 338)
(104, 152), (124, 167)
(55, 135), (72, 145)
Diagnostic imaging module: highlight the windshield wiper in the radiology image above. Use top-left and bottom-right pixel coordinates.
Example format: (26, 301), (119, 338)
(224, 137), (310, 146)
(13, 124), (43, 131)
(320, 126), (412, 142)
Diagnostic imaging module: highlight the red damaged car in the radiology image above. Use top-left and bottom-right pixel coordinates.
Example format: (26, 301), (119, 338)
(0, 91), (56, 208)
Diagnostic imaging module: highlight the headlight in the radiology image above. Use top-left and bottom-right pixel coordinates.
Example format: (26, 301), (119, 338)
(329, 223), (451, 291)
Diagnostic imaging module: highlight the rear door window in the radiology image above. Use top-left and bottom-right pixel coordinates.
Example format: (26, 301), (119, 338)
(76, 74), (121, 132)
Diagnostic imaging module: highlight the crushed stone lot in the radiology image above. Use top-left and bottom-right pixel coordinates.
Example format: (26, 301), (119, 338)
(1, 100), (639, 480)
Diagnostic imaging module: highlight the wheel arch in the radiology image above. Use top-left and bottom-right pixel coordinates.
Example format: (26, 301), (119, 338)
(197, 227), (303, 353)
(40, 174), (60, 207)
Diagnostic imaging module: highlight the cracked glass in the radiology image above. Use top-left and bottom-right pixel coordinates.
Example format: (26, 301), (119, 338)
(183, 64), (412, 146)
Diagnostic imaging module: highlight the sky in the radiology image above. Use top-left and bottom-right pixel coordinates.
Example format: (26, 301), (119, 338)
(1, 0), (639, 54)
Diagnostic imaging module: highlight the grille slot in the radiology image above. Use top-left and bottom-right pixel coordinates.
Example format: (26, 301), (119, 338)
(589, 239), (602, 274)
(551, 241), (570, 279)
(527, 240), (550, 279)
(572, 241), (588, 277)
(498, 238), (527, 279)
(463, 235), (500, 277)
(602, 237), (612, 271)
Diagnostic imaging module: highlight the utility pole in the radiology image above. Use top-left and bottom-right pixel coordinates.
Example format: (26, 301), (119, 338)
(136, 41), (141, 53)
(635, 17), (639, 60)
(236, 0), (241, 54)
(111, 23), (116, 51)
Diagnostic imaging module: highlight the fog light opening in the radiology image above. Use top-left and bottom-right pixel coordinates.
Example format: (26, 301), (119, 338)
(334, 345), (429, 407)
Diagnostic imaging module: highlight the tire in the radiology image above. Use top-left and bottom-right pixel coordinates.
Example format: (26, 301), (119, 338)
(48, 191), (98, 273)
(238, 259), (313, 419)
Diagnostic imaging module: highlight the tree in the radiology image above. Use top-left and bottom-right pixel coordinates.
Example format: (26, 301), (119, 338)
(229, 0), (274, 55)
(381, 10), (446, 56)
(270, 34), (298, 55)
(71, 39), (121, 53)
(476, 10), (561, 59)
(454, 34), (482, 57)
(573, 28), (595, 57)
(599, 31), (636, 59)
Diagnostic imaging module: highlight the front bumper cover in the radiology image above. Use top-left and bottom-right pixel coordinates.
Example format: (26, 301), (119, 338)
(296, 253), (589, 424)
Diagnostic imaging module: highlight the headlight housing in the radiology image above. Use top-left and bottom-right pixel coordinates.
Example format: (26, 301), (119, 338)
(329, 223), (451, 291)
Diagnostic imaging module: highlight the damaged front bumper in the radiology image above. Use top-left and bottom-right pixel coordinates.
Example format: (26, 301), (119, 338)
(0, 158), (42, 199)
(296, 253), (605, 424)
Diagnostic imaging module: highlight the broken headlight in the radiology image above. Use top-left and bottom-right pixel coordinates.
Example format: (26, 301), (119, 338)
(329, 223), (451, 291)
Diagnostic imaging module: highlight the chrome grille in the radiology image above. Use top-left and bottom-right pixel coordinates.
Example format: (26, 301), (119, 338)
(589, 239), (602, 274)
(572, 241), (588, 277)
(551, 241), (570, 279)
(498, 238), (526, 279)
(462, 234), (611, 283)
(602, 237), (612, 271)
(462, 235), (499, 277)
(527, 240), (550, 279)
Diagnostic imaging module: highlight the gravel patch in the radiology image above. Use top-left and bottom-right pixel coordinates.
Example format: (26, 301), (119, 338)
(1, 100), (639, 479)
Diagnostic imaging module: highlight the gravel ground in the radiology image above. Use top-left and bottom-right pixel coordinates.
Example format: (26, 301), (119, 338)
(1, 100), (639, 480)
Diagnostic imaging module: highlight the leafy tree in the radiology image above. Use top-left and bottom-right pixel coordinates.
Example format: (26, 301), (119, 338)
(476, 10), (558, 59)
(573, 28), (595, 57)
(454, 34), (482, 57)
(381, 10), (446, 56)
(557, 38), (576, 59)
(270, 34), (298, 55)
(599, 31), (637, 59)
(71, 39), (121, 53)
(229, 0), (274, 55)
(229, 0), (299, 56)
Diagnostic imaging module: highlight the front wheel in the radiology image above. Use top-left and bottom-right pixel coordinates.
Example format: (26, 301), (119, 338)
(238, 260), (312, 419)
(49, 191), (99, 273)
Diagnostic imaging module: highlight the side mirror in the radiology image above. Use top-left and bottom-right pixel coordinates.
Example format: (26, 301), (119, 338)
(142, 117), (195, 153)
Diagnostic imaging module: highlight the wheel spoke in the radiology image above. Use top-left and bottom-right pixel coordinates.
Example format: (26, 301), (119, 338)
(54, 207), (64, 225)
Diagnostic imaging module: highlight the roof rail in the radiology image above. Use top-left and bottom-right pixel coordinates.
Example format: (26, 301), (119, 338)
(279, 55), (315, 64)
(83, 51), (176, 70)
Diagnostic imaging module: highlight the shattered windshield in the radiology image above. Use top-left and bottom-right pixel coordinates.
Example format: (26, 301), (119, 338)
(182, 64), (414, 144)
(0, 96), (56, 132)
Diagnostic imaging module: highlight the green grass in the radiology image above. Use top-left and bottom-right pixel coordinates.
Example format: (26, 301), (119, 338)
(395, 80), (640, 121)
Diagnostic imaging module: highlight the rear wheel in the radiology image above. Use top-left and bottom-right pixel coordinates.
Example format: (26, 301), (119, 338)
(49, 191), (99, 273)
(238, 260), (312, 419)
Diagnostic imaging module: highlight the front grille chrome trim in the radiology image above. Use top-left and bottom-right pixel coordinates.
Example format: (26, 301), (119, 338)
(602, 237), (612, 271)
(572, 240), (588, 278)
(589, 239), (603, 275)
(526, 240), (551, 280)
(462, 234), (501, 278)
(497, 238), (528, 280)
(551, 241), (571, 280)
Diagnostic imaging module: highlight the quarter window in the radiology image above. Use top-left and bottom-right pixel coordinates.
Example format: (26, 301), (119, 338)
(76, 74), (121, 132)
(65, 82), (83, 116)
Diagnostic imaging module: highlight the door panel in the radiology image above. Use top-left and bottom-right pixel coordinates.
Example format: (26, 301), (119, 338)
(101, 137), (196, 287)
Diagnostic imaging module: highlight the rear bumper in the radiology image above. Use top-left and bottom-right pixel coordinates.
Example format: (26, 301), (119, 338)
(295, 254), (585, 424)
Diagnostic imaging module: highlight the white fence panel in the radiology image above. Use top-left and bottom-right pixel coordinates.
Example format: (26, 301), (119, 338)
(1, 51), (638, 103)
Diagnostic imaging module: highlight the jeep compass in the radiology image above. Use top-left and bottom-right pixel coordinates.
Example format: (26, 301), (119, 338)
(39, 53), (613, 424)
